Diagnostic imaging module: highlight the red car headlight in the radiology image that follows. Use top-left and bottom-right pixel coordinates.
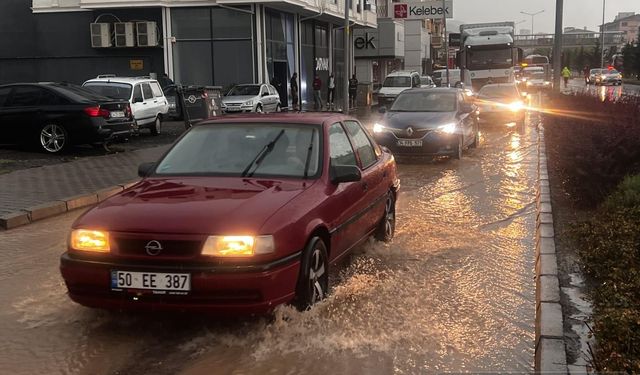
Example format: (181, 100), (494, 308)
(70, 229), (110, 252)
(201, 235), (275, 257)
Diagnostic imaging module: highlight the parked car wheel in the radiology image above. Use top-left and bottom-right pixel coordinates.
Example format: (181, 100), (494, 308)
(276, 104), (281, 112)
(295, 236), (329, 311)
(39, 123), (68, 154)
(255, 104), (263, 113)
(453, 135), (463, 160)
(374, 192), (396, 243)
(150, 117), (161, 136)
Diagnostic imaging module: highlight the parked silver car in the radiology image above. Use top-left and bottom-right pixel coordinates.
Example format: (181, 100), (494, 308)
(222, 84), (281, 113)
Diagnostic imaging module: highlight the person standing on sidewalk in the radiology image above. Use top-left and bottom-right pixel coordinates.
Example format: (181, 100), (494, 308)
(583, 65), (590, 85)
(349, 74), (358, 109)
(290, 73), (299, 111)
(313, 75), (323, 111)
(327, 73), (336, 109)
(562, 66), (571, 88)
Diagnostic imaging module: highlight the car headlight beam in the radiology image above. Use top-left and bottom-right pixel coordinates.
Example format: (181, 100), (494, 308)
(70, 229), (110, 252)
(373, 123), (386, 133)
(509, 101), (525, 112)
(201, 235), (275, 257)
(437, 122), (457, 134)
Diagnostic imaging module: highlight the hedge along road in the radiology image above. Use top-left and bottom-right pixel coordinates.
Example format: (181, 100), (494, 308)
(0, 110), (540, 374)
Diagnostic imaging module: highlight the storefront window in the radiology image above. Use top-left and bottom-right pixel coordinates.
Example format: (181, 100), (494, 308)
(172, 7), (254, 87)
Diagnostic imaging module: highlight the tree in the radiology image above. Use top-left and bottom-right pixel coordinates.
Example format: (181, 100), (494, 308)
(591, 43), (602, 68)
(622, 43), (636, 77)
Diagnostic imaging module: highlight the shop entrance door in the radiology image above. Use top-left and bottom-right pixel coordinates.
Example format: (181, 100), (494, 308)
(273, 62), (289, 109)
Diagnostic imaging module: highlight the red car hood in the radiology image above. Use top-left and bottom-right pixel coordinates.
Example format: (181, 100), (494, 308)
(76, 177), (314, 235)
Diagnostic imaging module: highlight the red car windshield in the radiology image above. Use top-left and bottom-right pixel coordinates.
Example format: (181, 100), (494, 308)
(155, 124), (321, 178)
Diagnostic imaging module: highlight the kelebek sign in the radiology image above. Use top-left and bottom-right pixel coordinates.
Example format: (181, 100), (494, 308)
(393, 1), (453, 20)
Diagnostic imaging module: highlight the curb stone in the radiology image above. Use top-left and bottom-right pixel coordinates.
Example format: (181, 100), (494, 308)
(535, 126), (568, 374)
(0, 179), (139, 230)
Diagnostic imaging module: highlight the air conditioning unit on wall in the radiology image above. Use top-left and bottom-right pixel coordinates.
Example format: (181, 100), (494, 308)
(90, 23), (112, 48)
(136, 22), (158, 47)
(114, 22), (135, 47)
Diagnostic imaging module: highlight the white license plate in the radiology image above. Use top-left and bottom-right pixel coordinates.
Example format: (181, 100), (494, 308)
(110, 270), (191, 291)
(110, 111), (125, 118)
(397, 139), (423, 147)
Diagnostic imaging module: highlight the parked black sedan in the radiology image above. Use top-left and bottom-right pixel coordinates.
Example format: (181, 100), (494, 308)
(0, 83), (135, 153)
(373, 88), (479, 160)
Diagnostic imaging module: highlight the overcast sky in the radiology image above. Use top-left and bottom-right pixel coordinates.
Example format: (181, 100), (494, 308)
(453, 0), (640, 34)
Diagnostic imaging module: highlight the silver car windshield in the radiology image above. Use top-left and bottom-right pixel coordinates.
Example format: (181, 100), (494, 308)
(391, 92), (456, 112)
(155, 124), (321, 178)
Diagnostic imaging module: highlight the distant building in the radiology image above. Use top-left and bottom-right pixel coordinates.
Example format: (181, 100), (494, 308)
(601, 12), (640, 45)
(519, 28), (531, 36)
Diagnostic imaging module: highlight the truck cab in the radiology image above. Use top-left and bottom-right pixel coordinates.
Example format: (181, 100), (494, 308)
(457, 23), (520, 92)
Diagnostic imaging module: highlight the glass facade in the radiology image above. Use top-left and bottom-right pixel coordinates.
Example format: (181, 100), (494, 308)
(265, 9), (295, 109)
(332, 28), (345, 108)
(172, 7), (254, 89)
(300, 20), (329, 109)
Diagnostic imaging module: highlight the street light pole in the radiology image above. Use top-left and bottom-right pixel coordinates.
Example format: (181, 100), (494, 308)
(443, 0), (449, 86)
(343, 0), (350, 113)
(520, 10), (545, 37)
(600, 0), (606, 68)
(552, 0), (563, 92)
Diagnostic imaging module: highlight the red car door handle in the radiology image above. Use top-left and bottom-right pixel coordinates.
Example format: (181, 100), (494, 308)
(362, 182), (368, 191)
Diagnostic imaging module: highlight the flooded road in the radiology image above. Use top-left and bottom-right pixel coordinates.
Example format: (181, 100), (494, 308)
(0, 116), (539, 374)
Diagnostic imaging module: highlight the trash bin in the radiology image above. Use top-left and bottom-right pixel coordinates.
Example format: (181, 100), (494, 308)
(180, 86), (223, 129)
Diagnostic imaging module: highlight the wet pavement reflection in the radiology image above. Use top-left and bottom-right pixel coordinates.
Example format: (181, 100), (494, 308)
(0, 110), (540, 374)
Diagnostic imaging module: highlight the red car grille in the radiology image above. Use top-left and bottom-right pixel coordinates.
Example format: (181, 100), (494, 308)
(114, 238), (203, 258)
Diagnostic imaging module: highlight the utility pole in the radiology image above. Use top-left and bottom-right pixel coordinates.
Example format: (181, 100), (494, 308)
(552, 0), (563, 92)
(443, 0), (449, 86)
(343, 0), (350, 113)
(600, 0), (606, 68)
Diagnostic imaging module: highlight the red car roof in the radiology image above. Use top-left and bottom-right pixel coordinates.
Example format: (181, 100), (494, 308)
(201, 112), (356, 126)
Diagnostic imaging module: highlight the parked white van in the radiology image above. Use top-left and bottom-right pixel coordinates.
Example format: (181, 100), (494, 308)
(83, 76), (169, 135)
(377, 71), (421, 108)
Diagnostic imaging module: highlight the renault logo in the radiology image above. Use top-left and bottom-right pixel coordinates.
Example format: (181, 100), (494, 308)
(145, 240), (163, 256)
(406, 126), (414, 136)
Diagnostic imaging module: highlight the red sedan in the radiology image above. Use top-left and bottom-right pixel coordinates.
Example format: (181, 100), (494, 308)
(60, 113), (400, 314)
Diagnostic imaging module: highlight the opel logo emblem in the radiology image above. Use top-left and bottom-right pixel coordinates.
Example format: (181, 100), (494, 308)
(145, 240), (163, 256)
(186, 95), (197, 104)
(406, 126), (414, 136)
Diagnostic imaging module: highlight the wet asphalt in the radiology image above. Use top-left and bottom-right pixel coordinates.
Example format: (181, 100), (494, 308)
(0, 106), (541, 374)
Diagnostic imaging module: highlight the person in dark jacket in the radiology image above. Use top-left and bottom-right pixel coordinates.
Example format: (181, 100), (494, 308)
(348, 74), (358, 109)
(290, 73), (299, 111)
(313, 75), (323, 111)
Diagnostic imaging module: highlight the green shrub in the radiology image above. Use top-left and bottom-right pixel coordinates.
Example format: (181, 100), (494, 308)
(572, 175), (640, 372)
(544, 94), (640, 208)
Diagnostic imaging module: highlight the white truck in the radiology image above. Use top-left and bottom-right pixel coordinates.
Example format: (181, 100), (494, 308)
(457, 22), (520, 91)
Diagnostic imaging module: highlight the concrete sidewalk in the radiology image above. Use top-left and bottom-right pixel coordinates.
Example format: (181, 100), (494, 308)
(0, 108), (381, 230)
(0, 146), (167, 229)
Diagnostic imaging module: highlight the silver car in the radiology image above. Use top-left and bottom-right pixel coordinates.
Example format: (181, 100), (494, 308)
(222, 84), (281, 113)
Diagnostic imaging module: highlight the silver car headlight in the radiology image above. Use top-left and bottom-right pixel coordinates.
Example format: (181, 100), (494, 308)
(437, 123), (457, 134)
(244, 100), (254, 106)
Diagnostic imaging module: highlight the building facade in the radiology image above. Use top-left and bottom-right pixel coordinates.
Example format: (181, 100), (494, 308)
(601, 12), (640, 45)
(0, 0), (377, 109)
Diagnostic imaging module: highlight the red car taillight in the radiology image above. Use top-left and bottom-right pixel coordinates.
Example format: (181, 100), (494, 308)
(124, 103), (132, 119)
(84, 106), (110, 119)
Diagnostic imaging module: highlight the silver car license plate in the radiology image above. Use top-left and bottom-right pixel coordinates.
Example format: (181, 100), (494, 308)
(110, 111), (125, 118)
(110, 270), (191, 292)
(397, 139), (422, 147)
